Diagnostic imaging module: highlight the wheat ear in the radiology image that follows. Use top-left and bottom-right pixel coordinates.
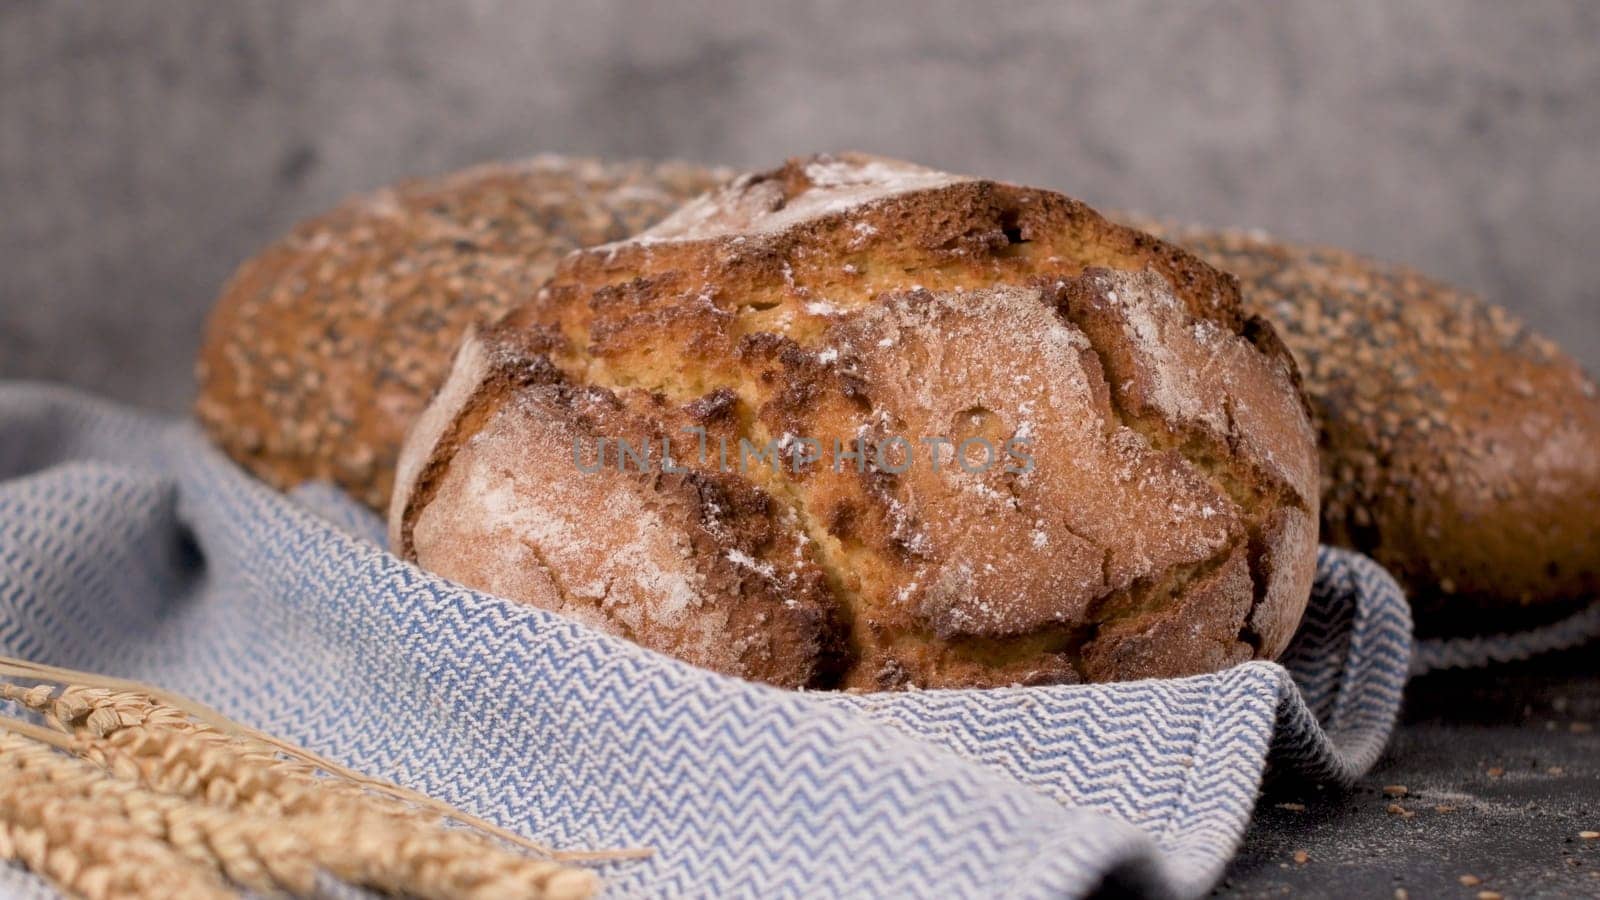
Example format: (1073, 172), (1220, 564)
(0, 665), (615, 899)
(0, 722), (316, 894)
(0, 658), (646, 863)
(0, 730), (235, 899)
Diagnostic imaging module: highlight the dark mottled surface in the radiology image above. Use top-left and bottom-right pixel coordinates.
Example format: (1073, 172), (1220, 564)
(1, 3), (1597, 895)
(1224, 646), (1600, 898)
(2, 1), (1599, 411)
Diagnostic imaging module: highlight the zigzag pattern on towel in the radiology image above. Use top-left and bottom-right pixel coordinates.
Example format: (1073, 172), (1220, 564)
(0, 384), (1461, 899)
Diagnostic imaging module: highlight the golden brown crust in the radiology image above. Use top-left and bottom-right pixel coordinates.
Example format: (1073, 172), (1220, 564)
(404, 330), (847, 687)
(195, 156), (732, 510)
(1126, 217), (1600, 621)
(396, 155), (1319, 689)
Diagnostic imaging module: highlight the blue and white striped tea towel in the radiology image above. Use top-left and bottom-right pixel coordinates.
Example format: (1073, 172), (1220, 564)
(1, 382), (1595, 898)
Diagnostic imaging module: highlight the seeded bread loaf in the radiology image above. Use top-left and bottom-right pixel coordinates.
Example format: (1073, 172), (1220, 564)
(1125, 219), (1600, 625)
(390, 154), (1321, 690)
(195, 156), (730, 510)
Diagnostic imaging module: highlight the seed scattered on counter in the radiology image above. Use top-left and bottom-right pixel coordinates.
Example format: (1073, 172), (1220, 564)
(1580, 831), (1599, 840)
(1476, 891), (1502, 900)
(1276, 802), (1306, 812)
(1548, 766), (1566, 776)
(1292, 850), (1309, 865)
(1386, 803), (1414, 818)
(1574, 722), (1595, 734)
(1459, 874), (1482, 886)
(1435, 804), (1459, 813)
(1393, 889), (1408, 900)
(1486, 767), (1505, 778)
(1382, 784), (1408, 798)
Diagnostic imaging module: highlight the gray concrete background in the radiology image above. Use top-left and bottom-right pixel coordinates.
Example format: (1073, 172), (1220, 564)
(2, 0), (1598, 412)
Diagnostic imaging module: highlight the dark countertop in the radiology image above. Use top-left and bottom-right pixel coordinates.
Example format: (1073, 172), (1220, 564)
(1223, 643), (1600, 898)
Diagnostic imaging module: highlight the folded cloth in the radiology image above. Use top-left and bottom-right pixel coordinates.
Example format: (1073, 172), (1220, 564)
(0, 382), (1588, 899)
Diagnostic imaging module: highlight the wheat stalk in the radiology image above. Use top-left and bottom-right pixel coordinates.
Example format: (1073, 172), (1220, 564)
(86, 724), (598, 899)
(0, 737), (235, 899)
(0, 724), (315, 894)
(0, 658), (622, 899)
(0, 659), (644, 864)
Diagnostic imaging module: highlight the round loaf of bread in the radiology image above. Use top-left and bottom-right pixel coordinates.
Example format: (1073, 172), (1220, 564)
(1126, 219), (1600, 626)
(391, 154), (1321, 690)
(195, 156), (730, 510)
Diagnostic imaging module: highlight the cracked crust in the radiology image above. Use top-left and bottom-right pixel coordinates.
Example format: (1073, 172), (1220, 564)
(394, 154), (1320, 689)
(1125, 217), (1600, 630)
(195, 156), (732, 510)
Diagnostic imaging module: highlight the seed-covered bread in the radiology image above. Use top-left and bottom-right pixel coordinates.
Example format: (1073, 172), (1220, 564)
(1126, 219), (1600, 625)
(195, 156), (731, 510)
(392, 154), (1320, 690)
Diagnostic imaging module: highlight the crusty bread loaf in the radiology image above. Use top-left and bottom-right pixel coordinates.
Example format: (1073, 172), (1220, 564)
(195, 156), (731, 510)
(390, 154), (1320, 690)
(1124, 219), (1600, 625)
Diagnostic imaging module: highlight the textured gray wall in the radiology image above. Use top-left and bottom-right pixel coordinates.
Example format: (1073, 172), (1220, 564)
(3, 0), (1598, 412)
